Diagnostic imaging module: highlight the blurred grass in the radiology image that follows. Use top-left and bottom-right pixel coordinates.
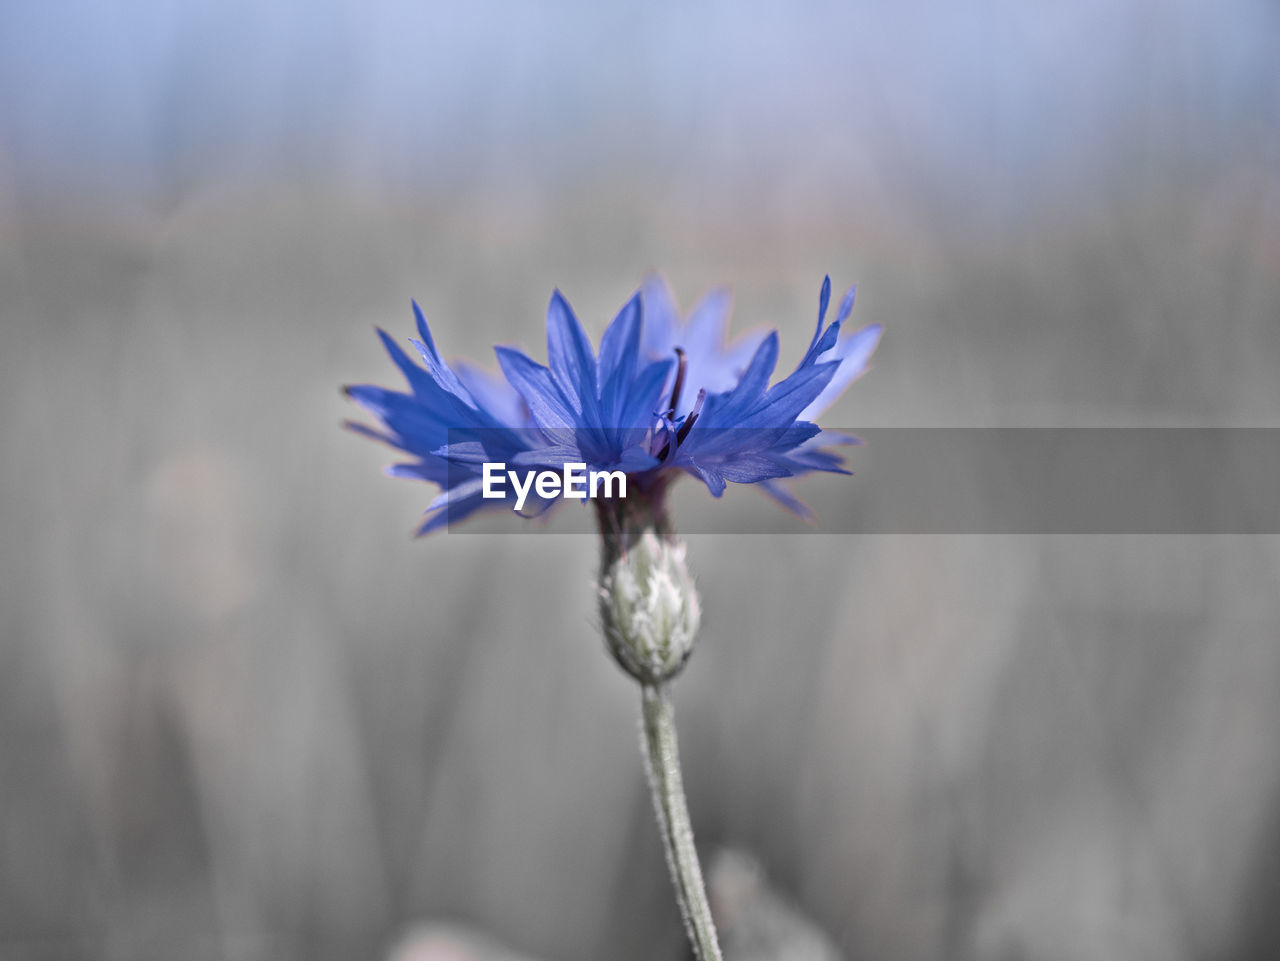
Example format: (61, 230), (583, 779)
(2, 162), (1278, 961)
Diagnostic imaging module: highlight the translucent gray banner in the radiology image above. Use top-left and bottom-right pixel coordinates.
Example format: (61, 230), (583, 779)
(443, 429), (1280, 534)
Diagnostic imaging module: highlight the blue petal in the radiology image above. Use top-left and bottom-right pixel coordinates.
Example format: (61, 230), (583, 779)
(618, 358), (675, 430)
(545, 290), (599, 417)
(598, 293), (642, 425)
(418, 488), (501, 535)
(411, 299), (440, 357)
(509, 445), (587, 467)
(688, 461), (727, 497)
(809, 275), (832, 354)
(757, 479), (815, 520)
(798, 323), (883, 420)
(723, 332), (780, 407)
(804, 317), (843, 364)
(811, 428), (862, 447)
(834, 285), (856, 326)
(410, 301), (471, 399)
(615, 445), (662, 474)
(495, 345), (579, 426)
(429, 440), (497, 463)
(375, 328), (436, 396)
(597, 292), (641, 388)
(640, 273), (683, 359)
(454, 360), (530, 426)
(343, 417), (400, 449)
(750, 360), (840, 425)
(345, 385), (485, 454)
(386, 460), (450, 483)
(801, 285), (857, 367)
(717, 454), (794, 483)
(683, 287), (733, 344)
(426, 475), (489, 513)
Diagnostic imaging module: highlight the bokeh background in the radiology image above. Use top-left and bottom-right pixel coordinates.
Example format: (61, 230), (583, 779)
(3, 1), (1280, 959)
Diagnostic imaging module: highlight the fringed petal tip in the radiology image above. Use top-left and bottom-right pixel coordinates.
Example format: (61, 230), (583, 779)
(758, 479), (818, 523)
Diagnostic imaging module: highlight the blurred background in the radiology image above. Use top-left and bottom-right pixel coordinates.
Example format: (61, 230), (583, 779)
(3, 1), (1280, 959)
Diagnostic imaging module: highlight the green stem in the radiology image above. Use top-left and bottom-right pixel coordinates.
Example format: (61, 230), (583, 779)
(640, 683), (723, 961)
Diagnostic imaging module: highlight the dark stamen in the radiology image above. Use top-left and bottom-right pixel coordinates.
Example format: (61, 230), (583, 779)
(675, 388), (706, 445)
(668, 347), (687, 414)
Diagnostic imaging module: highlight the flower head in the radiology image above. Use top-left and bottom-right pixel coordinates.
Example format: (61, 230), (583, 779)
(344, 275), (881, 533)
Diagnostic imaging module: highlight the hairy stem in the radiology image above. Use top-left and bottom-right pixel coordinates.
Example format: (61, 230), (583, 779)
(640, 683), (723, 961)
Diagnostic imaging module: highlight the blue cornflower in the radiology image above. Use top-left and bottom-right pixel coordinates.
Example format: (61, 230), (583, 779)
(345, 276), (881, 532)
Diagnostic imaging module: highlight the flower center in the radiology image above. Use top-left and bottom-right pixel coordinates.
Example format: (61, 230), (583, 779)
(654, 347), (706, 462)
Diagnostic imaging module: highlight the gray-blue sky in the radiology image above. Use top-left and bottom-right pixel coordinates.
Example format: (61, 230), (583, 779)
(2, 0), (1276, 213)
